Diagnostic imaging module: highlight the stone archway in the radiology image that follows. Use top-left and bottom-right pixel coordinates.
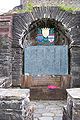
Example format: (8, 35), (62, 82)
(12, 6), (80, 88)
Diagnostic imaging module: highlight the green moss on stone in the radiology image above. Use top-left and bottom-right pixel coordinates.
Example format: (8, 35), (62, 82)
(58, 4), (80, 11)
(16, 1), (33, 13)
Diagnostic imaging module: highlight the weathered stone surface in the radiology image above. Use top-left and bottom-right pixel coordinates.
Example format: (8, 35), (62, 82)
(72, 109), (80, 120)
(42, 113), (54, 117)
(0, 36), (12, 78)
(21, 0), (80, 8)
(12, 47), (22, 86)
(12, 7), (80, 87)
(0, 100), (22, 110)
(0, 77), (11, 88)
(0, 89), (34, 120)
(32, 100), (66, 120)
(66, 88), (80, 99)
(63, 106), (71, 120)
(0, 89), (30, 99)
(63, 88), (80, 120)
(0, 16), (12, 87)
(70, 46), (80, 87)
(39, 117), (53, 120)
(54, 116), (62, 120)
(0, 7), (80, 88)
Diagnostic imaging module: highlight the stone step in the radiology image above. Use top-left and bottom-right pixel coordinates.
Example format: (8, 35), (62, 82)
(30, 86), (67, 100)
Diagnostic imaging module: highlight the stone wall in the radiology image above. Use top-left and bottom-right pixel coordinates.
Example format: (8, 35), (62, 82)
(0, 15), (23, 87)
(70, 47), (80, 87)
(63, 88), (80, 120)
(12, 7), (80, 87)
(0, 7), (80, 87)
(0, 16), (12, 87)
(12, 16), (23, 86)
(0, 89), (33, 120)
(20, 0), (80, 8)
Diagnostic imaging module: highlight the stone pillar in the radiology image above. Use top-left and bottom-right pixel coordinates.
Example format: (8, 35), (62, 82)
(0, 89), (34, 120)
(70, 47), (80, 87)
(63, 88), (80, 120)
(12, 47), (23, 86)
(0, 16), (12, 87)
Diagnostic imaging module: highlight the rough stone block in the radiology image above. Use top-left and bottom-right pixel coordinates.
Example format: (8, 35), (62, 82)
(0, 89), (34, 120)
(0, 77), (12, 88)
(72, 109), (80, 120)
(64, 88), (80, 120)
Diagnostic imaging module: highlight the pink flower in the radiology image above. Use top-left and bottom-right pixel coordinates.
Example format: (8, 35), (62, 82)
(48, 85), (60, 89)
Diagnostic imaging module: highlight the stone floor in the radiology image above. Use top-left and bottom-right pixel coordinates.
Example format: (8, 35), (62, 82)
(31, 100), (66, 120)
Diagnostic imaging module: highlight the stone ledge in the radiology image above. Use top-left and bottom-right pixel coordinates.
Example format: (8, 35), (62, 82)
(66, 88), (80, 99)
(0, 88), (30, 100)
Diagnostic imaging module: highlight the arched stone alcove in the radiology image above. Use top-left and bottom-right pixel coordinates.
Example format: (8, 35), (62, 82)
(12, 6), (80, 88)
